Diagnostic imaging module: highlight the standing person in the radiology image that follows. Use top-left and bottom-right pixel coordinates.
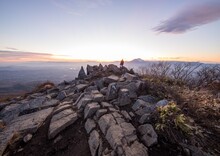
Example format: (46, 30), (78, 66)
(120, 59), (124, 68)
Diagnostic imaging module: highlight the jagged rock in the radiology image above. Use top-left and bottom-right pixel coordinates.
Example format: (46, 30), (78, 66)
(106, 125), (123, 150)
(0, 102), (11, 112)
(121, 110), (131, 121)
(108, 64), (121, 74)
(48, 111), (78, 139)
(88, 130), (102, 156)
(118, 88), (131, 106)
(87, 65), (93, 75)
(156, 99), (169, 107)
(47, 93), (58, 99)
(99, 64), (104, 70)
(123, 73), (138, 81)
(94, 79), (104, 90)
(124, 141), (148, 156)
(84, 102), (100, 119)
(75, 84), (88, 92)
(138, 124), (158, 147)
(112, 112), (122, 118)
(98, 114), (116, 135)
(132, 99), (148, 111)
(100, 87), (108, 95)
(23, 134), (32, 143)
(85, 86), (98, 92)
(101, 102), (113, 108)
(139, 113), (151, 124)
(78, 66), (87, 79)
(42, 99), (59, 109)
(0, 104), (21, 124)
(120, 122), (137, 144)
(104, 75), (119, 84)
(96, 109), (108, 118)
(132, 99), (155, 116)
(138, 95), (157, 104)
(51, 109), (74, 122)
(53, 104), (72, 115)
(77, 96), (92, 109)
(56, 91), (67, 101)
(106, 83), (118, 100)
(92, 93), (104, 102)
(85, 119), (96, 134)
(123, 82), (138, 99)
(128, 113), (134, 119)
(0, 108), (53, 155)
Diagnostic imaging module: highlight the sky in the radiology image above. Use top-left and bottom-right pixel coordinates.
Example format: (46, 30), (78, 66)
(0, 0), (220, 63)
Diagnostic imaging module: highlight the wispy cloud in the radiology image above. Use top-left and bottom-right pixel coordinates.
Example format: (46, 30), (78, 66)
(154, 1), (220, 34)
(0, 50), (54, 62)
(5, 47), (19, 51)
(51, 0), (112, 16)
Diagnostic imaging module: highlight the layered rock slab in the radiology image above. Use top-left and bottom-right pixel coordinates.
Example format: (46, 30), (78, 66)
(0, 107), (53, 155)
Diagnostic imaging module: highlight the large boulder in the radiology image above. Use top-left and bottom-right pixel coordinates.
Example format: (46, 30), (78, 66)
(108, 64), (121, 74)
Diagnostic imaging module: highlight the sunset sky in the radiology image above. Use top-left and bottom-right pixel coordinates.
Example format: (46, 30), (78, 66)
(0, 0), (220, 63)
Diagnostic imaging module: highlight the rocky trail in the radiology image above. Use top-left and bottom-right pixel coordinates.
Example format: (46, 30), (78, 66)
(0, 64), (217, 156)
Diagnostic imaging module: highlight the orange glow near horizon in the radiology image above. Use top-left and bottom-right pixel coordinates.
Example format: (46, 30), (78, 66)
(1, 51), (219, 63)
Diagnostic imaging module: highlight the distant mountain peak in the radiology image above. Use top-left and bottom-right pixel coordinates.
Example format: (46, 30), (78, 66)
(130, 58), (145, 63)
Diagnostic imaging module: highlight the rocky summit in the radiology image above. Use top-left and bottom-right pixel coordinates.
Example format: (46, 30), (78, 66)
(0, 64), (209, 156)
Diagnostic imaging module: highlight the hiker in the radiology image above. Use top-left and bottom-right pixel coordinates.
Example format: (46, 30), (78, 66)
(120, 59), (124, 67)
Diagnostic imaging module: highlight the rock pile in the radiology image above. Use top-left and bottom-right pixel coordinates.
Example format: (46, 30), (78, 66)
(0, 64), (168, 156)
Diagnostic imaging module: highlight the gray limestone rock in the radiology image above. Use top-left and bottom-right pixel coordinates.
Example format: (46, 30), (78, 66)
(132, 99), (155, 116)
(106, 83), (118, 100)
(124, 141), (148, 156)
(51, 109), (74, 122)
(77, 97), (92, 109)
(118, 88), (131, 106)
(108, 64), (121, 74)
(88, 130), (102, 156)
(96, 109), (108, 118)
(98, 114), (116, 135)
(121, 110), (131, 121)
(75, 84), (88, 92)
(53, 104), (72, 115)
(100, 87), (108, 95)
(92, 93), (104, 102)
(139, 113), (151, 124)
(48, 112), (78, 139)
(56, 91), (67, 101)
(101, 102), (113, 108)
(85, 118), (96, 134)
(0, 108), (53, 155)
(138, 124), (158, 147)
(78, 66), (87, 79)
(106, 125), (123, 150)
(123, 82), (138, 99)
(84, 102), (100, 119)
(123, 73), (138, 81)
(138, 95), (157, 104)
(42, 99), (59, 109)
(104, 75), (119, 84)
(156, 99), (169, 107)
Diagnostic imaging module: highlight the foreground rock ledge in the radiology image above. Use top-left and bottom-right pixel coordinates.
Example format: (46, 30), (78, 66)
(1, 64), (205, 156)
